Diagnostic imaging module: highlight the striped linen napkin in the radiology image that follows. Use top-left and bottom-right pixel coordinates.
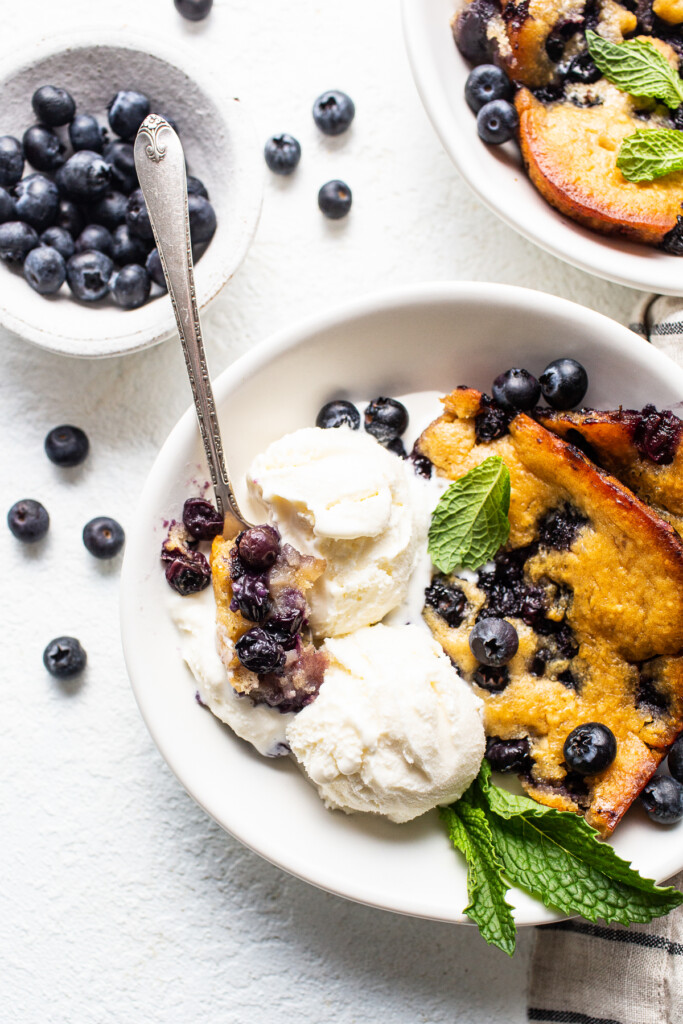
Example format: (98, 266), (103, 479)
(528, 297), (683, 1024)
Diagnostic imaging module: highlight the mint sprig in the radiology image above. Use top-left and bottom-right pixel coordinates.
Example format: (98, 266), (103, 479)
(617, 128), (683, 182)
(428, 456), (510, 572)
(444, 761), (683, 954)
(586, 30), (683, 109)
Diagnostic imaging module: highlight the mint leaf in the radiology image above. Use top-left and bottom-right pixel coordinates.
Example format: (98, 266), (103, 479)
(428, 456), (510, 572)
(617, 128), (683, 182)
(440, 803), (516, 955)
(586, 30), (683, 109)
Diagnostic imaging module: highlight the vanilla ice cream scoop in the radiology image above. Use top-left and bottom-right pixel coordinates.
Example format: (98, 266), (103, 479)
(247, 426), (430, 638)
(286, 623), (485, 823)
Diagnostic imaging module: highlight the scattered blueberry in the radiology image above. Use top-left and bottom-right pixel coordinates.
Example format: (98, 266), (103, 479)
(14, 173), (59, 231)
(485, 736), (533, 773)
(454, 0), (497, 64)
(45, 425), (90, 467)
(55, 198), (84, 237)
(231, 572), (271, 621)
(492, 367), (541, 412)
(69, 113), (106, 152)
(108, 90), (150, 141)
(32, 85), (76, 127)
(465, 65), (513, 113)
(469, 617), (519, 666)
(40, 225), (74, 260)
(182, 497), (223, 540)
(23, 245), (66, 294)
(126, 187), (153, 240)
(539, 358), (588, 410)
(186, 174), (209, 198)
(109, 263), (151, 309)
(165, 556), (211, 595)
(364, 396), (408, 446)
(565, 52), (601, 85)
(23, 125), (67, 172)
(0, 187), (15, 223)
(103, 140), (137, 194)
(56, 150), (112, 202)
(476, 99), (519, 145)
(7, 498), (49, 541)
(75, 224), (114, 258)
(0, 136), (24, 187)
(386, 437), (406, 457)
(0, 221), (39, 263)
(145, 247), (167, 289)
(318, 179), (352, 219)
(316, 399), (360, 430)
(669, 735), (683, 784)
(43, 636), (87, 678)
(89, 190), (128, 230)
(264, 134), (301, 175)
(563, 723), (617, 775)
(112, 224), (149, 266)
(236, 627), (286, 675)
(82, 516), (125, 558)
(66, 250), (114, 301)
(641, 774), (683, 825)
(237, 525), (281, 571)
(175, 0), (214, 19)
(312, 90), (355, 136)
(188, 193), (216, 243)
(264, 588), (306, 649)
(425, 577), (467, 628)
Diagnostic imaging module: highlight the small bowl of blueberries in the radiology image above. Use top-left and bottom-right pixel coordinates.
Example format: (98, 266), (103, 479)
(0, 33), (263, 358)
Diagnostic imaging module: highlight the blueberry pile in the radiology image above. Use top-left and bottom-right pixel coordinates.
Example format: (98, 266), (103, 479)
(264, 89), (354, 219)
(0, 84), (216, 307)
(464, 64), (518, 146)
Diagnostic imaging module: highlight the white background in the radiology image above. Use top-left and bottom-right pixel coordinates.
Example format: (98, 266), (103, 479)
(0, 1), (639, 1021)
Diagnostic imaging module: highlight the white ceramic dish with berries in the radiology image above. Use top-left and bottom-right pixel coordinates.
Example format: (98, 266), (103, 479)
(0, 32), (262, 358)
(401, 0), (683, 295)
(120, 281), (683, 925)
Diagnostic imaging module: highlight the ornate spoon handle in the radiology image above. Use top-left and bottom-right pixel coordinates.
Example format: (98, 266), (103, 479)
(134, 114), (250, 536)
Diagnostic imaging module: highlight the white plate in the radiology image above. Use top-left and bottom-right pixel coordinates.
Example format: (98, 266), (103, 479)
(121, 282), (683, 925)
(0, 31), (262, 358)
(401, 0), (683, 296)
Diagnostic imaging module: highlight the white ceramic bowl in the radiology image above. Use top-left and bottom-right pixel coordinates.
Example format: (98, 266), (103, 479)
(402, 0), (683, 295)
(0, 33), (262, 358)
(121, 282), (683, 925)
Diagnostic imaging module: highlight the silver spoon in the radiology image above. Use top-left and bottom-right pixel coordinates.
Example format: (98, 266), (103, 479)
(134, 114), (252, 537)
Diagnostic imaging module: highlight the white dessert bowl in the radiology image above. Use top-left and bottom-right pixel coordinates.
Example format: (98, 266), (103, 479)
(0, 32), (262, 358)
(121, 281), (683, 925)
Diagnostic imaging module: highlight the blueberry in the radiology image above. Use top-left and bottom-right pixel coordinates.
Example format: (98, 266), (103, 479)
(109, 263), (151, 309)
(55, 198), (84, 237)
(88, 190), (128, 230)
(14, 173), (59, 231)
(312, 90), (355, 136)
(69, 114), (106, 153)
(188, 194), (216, 243)
(318, 179), (352, 219)
(264, 588), (306, 649)
(485, 736), (533, 773)
(40, 225), (75, 260)
(43, 636), (87, 678)
(145, 247), (167, 289)
(235, 627), (286, 675)
(56, 151), (112, 202)
(237, 525), (281, 571)
(539, 358), (588, 410)
(175, 0), (213, 19)
(66, 250), (114, 301)
(641, 775), (683, 825)
(23, 246), (66, 294)
(165, 556), (211, 595)
(669, 736), (683, 784)
(316, 400), (360, 430)
(231, 573), (271, 621)
(44, 425), (89, 466)
(23, 125), (67, 172)
(126, 188), (153, 240)
(8, 499), (49, 542)
(477, 99), (519, 144)
(425, 578), (467, 628)
(492, 368), (541, 412)
(264, 134), (301, 175)
(0, 186), (15, 223)
(83, 516), (125, 558)
(113, 224), (150, 266)
(564, 52), (601, 85)
(182, 497), (223, 540)
(75, 224), (114, 257)
(364, 396), (409, 446)
(386, 437), (406, 457)
(563, 723), (617, 775)
(103, 140), (138, 194)
(107, 90), (151, 141)
(0, 136), (24, 187)
(186, 175), (209, 199)
(465, 65), (513, 113)
(0, 221), (39, 263)
(454, 0), (497, 64)
(469, 617), (519, 666)
(32, 85), (76, 127)
(673, 106), (683, 132)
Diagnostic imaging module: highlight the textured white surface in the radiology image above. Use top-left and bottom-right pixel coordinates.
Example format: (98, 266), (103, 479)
(0, 0), (641, 1021)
